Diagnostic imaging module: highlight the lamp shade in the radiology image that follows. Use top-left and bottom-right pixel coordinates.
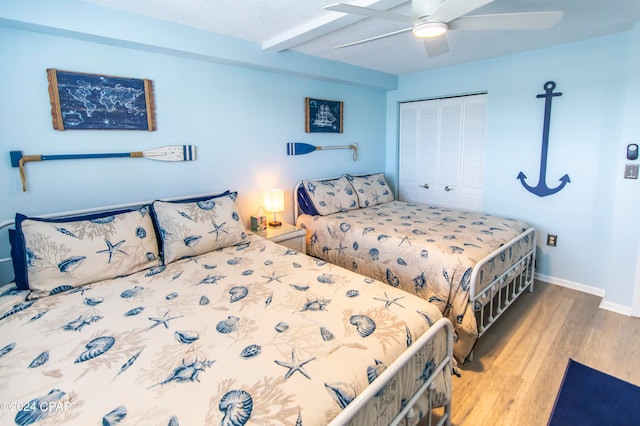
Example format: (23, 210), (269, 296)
(264, 189), (285, 213)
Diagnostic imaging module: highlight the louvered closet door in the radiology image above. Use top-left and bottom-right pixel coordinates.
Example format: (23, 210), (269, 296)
(437, 98), (462, 208)
(399, 101), (438, 204)
(459, 94), (487, 211)
(398, 93), (486, 211)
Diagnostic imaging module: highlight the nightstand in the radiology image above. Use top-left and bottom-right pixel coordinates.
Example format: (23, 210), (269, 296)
(255, 223), (307, 254)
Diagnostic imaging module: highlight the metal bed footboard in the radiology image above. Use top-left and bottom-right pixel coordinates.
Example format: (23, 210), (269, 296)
(469, 227), (536, 339)
(329, 317), (453, 426)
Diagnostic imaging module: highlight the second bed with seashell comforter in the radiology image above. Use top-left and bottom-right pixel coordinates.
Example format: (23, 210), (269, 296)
(296, 200), (533, 362)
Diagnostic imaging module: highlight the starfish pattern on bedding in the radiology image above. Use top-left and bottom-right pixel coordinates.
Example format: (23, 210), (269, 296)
(186, 256), (203, 264)
(262, 272), (286, 283)
(399, 236), (412, 246)
(274, 348), (316, 381)
(373, 292), (406, 309)
(198, 274), (226, 285)
(208, 221), (229, 241)
(148, 311), (183, 330)
(96, 239), (127, 263)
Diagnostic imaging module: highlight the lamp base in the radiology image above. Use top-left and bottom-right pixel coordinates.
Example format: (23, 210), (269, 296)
(268, 221), (282, 227)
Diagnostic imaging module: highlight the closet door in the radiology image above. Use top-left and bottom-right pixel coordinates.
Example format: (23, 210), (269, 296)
(399, 101), (438, 205)
(458, 94), (487, 211)
(437, 97), (463, 208)
(398, 93), (486, 211)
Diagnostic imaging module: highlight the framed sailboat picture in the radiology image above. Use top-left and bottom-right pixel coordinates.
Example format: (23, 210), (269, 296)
(305, 98), (343, 133)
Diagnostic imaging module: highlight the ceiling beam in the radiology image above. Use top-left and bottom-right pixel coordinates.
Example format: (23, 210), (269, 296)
(263, 0), (408, 51)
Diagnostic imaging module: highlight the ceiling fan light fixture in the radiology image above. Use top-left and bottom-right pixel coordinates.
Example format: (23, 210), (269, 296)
(413, 22), (448, 38)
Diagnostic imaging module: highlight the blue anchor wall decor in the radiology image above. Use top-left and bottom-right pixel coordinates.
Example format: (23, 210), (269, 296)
(517, 81), (570, 197)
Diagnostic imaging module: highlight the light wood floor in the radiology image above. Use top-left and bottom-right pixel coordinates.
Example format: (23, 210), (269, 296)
(449, 280), (640, 426)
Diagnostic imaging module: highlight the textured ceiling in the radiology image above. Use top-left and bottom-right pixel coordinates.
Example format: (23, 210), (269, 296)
(81, 0), (640, 75)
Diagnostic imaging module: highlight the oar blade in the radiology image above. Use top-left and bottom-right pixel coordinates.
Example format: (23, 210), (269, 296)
(287, 142), (317, 156)
(142, 145), (196, 161)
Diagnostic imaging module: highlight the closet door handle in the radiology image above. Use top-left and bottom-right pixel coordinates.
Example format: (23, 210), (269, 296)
(445, 186), (454, 192)
(420, 183), (429, 189)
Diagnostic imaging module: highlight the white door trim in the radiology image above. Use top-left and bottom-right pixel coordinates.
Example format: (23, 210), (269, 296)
(632, 240), (640, 317)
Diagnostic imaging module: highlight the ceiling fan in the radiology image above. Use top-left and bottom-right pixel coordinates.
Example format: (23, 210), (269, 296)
(325, 0), (564, 57)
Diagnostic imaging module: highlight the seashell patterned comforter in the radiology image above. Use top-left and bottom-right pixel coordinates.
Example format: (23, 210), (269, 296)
(296, 201), (533, 361)
(0, 234), (450, 425)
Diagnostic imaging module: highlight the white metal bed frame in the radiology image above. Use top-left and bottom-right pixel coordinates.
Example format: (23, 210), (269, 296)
(0, 194), (453, 426)
(470, 227), (536, 339)
(331, 317), (453, 426)
(294, 178), (536, 361)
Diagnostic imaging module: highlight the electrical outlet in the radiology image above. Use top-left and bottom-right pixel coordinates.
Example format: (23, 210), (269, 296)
(547, 234), (557, 247)
(624, 164), (638, 179)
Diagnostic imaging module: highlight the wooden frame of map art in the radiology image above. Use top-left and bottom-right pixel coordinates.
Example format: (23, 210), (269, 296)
(47, 69), (156, 131)
(305, 97), (343, 133)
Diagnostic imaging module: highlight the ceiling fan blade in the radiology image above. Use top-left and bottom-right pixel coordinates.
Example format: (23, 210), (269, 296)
(449, 11), (564, 31)
(423, 35), (449, 57)
(412, 0), (450, 19)
(334, 27), (413, 49)
(325, 3), (418, 24)
(429, 0), (494, 23)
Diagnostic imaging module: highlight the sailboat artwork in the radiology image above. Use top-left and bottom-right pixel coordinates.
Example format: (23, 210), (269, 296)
(314, 104), (336, 128)
(305, 98), (343, 133)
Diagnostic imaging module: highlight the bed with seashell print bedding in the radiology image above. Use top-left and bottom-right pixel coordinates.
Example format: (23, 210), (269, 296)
(0, 192), (453, 426)
(294, 174), (536, 362)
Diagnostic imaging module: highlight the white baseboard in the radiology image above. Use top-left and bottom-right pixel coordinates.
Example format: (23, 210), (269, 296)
(534, 272), (632, 316)
(599, 300), (633, 316)
(535, 272), (605, 297)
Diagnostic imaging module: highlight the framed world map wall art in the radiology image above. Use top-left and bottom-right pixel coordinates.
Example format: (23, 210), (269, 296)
(305, 97), (343, 133)
(47, 69), (156, 131)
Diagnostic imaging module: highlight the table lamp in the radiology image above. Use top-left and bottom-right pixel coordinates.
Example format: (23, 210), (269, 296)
(264, 189), (284, 227)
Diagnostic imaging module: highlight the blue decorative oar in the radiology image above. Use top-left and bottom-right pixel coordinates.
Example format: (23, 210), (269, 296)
(10, 145), (196, 192)
(286, 142), (358, 161)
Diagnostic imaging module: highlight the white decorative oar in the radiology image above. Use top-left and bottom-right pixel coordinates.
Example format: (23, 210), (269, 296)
(10, 145), (196, 192)
(286, 142), (358, 161)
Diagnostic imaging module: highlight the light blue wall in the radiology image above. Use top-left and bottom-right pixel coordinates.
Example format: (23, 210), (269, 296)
(0, 2), (391, 228)
(386, 26), (640, 308)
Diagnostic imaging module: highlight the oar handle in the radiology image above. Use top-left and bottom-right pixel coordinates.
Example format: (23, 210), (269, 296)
(316, 144), (358, 161)
(17, 153), (136, 191)
(12, 147), (182, 191)
(18, 155), (42, 192)
(40, 152), (132, 161)
(315, 144), (353, 151)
